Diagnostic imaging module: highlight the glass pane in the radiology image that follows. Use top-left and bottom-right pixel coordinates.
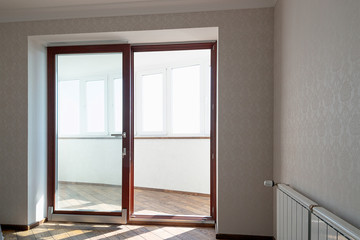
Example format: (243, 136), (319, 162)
(58, 80), (80, 135)
(134, 50), (211, 217)
(171, 65), (201, 134)
(114, 78), (123, 132)
(56, 53), (123, 213)
(86, 80), (105, 133)
(141, 73), (164, 132)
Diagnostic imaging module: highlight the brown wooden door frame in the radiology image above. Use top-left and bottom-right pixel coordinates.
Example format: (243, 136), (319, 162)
(47, 42), (217, 224)
(47, 44), (131, 217)
(130, 42), (217, 223)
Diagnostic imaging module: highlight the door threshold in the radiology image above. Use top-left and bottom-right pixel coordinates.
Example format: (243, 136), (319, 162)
(48, 207), (127, 225)
(129, 214), (215, 227)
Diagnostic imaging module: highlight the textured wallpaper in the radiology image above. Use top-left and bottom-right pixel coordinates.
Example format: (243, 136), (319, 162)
(0, 8), (274, 235)
(274, 0), (360, 229)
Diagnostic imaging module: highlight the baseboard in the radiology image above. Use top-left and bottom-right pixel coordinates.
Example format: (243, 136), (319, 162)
(59, 181), (120, 187)
(1, 218), (46, 231)
(216, 233), (273, 240)
(58, 181), (209, 197)
(134, 186), (210, 197)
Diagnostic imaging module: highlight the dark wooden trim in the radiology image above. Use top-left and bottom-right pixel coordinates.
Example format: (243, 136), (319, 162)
(134, 186), (210, 197)
(129, 48), (135, 216)
(216, 234), (273, 240)
(29, 218), (47, 229)
(134, 136), (210, 140)
(1, 218), (47, 231)
(47, 47), (56, 209)
(121, 44), (131, 222)
(210, 42), (217, 220)
(47, 44), (131, 220)
(132, 42), (216, 52)
(47, 42), (217, 224)
(1, 225), (30, 231)
(46, 44), (130, 54)
(130, 41), (217, 223)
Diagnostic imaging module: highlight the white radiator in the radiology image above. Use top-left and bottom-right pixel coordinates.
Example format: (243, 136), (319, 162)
(310, 207), (360, 240)
(273, 183), (360, 240)
(276, 184), (317, 240)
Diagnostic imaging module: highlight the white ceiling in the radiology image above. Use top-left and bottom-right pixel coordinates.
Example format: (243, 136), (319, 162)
(0, 0), (277, 23)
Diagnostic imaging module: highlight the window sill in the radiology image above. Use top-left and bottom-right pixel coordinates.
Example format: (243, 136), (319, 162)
(134, 136), (210, 140)
(58, 136), (121, 139)
(58, 136), (210, 140)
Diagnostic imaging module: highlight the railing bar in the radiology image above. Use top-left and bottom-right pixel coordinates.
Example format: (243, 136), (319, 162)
(313, 207), (360, 240)
(278, 184), (318, 211)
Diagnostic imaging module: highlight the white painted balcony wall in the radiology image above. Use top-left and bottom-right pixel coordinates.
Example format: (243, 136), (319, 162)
(58, 138), (210, 194)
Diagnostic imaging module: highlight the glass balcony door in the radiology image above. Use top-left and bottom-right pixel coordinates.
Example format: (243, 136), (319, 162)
(48, 45), (131, 217)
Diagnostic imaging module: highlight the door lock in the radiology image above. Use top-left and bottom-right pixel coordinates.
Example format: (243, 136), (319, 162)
(122, 148), (127, 158)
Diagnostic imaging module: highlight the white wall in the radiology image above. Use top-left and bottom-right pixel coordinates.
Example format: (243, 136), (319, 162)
(135, 139), (210, 194)
(58, 139), (123, 185)
(28, 39), (47, 224)
(58, 139), (210, 194)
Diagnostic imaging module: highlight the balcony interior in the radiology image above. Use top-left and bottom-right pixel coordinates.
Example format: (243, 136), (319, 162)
(57, 181), (210, 216)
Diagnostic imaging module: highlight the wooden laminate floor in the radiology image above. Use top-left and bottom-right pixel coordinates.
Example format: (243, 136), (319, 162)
(2, 222), (217, 239)
(57, 182), (210, 216)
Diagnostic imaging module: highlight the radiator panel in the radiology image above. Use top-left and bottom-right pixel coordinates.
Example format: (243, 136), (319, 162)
(319, 217), (328, 240)
(276, 184), (360, 240)
(303, 207), (309, 240)
(338, 234), (349, 240)
(310, 213), (357, 240)
(296, 203), (302, 239)
(311, 213), (319, 240)
(328, 226), (338, 239)
(276, 188), (310, 240)
(292, 200), (297, 239)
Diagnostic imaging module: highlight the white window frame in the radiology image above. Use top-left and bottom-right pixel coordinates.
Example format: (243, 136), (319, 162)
(135, 59), (211, 137)
(83, 76), (108, 136)
(108, 73), (123, 134)
(57, 79), (81, 136)
(169, 63), (202, 137)
(204, 64), (211, 136)
(135, 69), (167, 136)
(58, 73), (122, 138)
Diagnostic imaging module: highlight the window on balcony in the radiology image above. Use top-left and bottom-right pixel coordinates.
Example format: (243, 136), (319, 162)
(135, 62), (210, 137)
(58, 75), (122, 137)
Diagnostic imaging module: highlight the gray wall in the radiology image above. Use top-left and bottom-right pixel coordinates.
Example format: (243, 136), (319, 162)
(274, 0), (360, 231)
(0, 8), (274, 236)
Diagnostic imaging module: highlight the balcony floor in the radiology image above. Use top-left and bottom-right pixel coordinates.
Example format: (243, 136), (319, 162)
(57, 182), (210, 216)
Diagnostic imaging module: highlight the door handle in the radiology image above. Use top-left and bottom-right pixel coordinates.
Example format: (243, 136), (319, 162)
(111, 132), (126, 138)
